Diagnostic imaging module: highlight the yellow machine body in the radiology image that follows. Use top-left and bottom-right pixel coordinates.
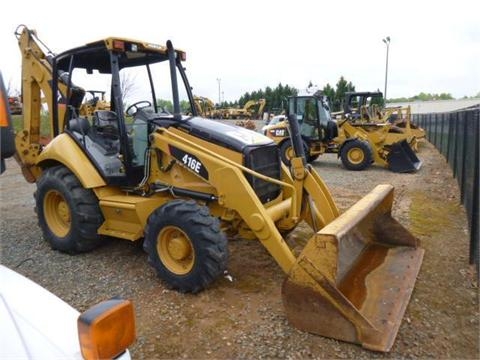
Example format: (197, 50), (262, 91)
(11, 25), (424, 352)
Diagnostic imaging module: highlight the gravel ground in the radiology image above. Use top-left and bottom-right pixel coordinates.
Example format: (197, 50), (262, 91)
(0, 121), (478, 359)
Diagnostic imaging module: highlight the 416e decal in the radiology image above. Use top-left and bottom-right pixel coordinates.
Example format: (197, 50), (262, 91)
(169, 145), (209, 180)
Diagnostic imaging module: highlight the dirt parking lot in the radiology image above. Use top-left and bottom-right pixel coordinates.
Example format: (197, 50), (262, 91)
(0, 138), (478, 359)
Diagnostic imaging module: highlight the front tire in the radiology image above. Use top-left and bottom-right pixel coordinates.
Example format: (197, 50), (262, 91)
(340, 139), (373, 171)
(144, 200), (228, 293)
(35, 165), (103, 253)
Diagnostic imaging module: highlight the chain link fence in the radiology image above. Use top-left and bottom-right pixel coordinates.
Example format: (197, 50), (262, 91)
(413, 106), (479, 277)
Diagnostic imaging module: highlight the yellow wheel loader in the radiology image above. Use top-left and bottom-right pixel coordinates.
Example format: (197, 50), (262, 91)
(337, 91), (426, 152)
(9, 25), (424, 352)
(265, 92), (422, 172)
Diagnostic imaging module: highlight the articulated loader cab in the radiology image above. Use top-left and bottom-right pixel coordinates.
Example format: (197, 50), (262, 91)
(15, 25), (424, 352)
(264, 92), (339, 165)
(342, 91), (384, 121)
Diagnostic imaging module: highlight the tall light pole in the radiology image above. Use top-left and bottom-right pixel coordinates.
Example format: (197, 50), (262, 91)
(382, 36), (391, 102)
(216, 78), (221, 105)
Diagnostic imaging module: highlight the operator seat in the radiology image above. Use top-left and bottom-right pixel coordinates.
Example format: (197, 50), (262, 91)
(68, 117), (91, 134)
(93, 110), (119, 140)
(90, 110), (120, 155)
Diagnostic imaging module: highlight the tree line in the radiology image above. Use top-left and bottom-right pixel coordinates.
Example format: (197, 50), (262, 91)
(388, 92), (454, 103)
(233, 78), (478, 113)
(233, 76), (359, 113)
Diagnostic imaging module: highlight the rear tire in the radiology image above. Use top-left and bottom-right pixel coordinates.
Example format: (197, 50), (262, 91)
(340, 139), (373, 171)
(35, 165), (103, 253)
(279, 140), (309, 166)
(144, 200), (228, 293)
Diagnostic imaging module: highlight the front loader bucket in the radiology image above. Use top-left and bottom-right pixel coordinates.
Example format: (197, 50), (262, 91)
(282, 184), (424, 352)
(387, 140), (422, 173)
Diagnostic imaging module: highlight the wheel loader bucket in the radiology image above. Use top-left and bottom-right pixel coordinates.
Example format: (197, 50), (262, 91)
(387, 140), (422, 173)
(282, 184), (424, 352)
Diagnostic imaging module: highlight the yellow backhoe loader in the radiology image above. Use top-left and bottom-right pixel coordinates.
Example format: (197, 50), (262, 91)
(8, 25), (424, 352)
(193, 95), (215, 117)
(265, 92), (422, 172)
(219, 98), (266, 119)
(79, 90), (110, 117)
(192, 95), (226, 119)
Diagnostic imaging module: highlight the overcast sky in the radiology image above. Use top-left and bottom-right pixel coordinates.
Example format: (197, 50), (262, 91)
(1, 0), (478, 102)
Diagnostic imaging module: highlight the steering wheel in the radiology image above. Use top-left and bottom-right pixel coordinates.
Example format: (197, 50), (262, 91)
(126, 100), (152, 116)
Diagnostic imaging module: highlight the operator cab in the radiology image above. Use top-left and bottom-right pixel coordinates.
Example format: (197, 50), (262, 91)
(288, 92), (337, 143)
(52, 37), (195, 186)
(343, 91), (384, 122)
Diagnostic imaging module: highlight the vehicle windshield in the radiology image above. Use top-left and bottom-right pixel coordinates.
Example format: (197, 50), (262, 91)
(120, 59), (192, 116)
(70, 53), (193, 118)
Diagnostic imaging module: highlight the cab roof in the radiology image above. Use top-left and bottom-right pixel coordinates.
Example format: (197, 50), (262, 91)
(55, 37), (186, 74)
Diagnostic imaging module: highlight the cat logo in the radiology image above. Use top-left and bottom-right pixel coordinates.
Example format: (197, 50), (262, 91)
(274, 129), (287, 137)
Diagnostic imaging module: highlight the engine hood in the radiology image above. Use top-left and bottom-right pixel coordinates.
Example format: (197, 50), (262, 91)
(172, 117), (274, 153)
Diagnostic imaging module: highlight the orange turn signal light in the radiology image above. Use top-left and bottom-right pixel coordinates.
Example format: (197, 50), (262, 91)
(0, 90), (7, 127)
(78, 298), (136, 360)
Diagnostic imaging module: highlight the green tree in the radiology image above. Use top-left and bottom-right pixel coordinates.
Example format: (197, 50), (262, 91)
(371, 89), (385, 107)
(334, 76), (355, 112)
(322, 83), (335, 109)
(320, 76), (356, 112)
(388, 92), (455, 103)
(157, 99), (173, 112)
(236, 83), (297, 114)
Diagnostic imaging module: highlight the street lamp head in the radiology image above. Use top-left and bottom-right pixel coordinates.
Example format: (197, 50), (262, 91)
(382, 36), (391, 44)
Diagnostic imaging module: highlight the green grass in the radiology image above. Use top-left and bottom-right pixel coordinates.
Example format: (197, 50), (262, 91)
(11, 115), (23, 133)
(12, 112), (138, 141)
(11, 113), (59, 136)
(409, 191), (456, 236)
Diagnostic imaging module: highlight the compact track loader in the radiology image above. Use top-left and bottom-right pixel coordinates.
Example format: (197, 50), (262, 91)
(7, 25), (424, 352)
(265, 92), (422, 172)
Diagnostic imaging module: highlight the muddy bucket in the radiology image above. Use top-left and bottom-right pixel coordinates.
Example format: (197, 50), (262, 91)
(282, 184), (424, 352)
(387, 140), (422, 173)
